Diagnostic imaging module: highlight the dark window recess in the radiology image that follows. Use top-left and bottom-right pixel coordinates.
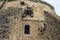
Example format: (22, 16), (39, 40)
(22, 7), (33, 18)
(24, 25), (30, 34)
(20, 1), (25, 5)
(24, 7), (33, 15)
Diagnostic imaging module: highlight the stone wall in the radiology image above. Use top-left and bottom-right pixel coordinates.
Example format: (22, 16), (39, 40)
(44, 11), (60, 40)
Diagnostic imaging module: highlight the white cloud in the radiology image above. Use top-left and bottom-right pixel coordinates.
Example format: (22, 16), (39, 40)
(42, 0), (60, 16)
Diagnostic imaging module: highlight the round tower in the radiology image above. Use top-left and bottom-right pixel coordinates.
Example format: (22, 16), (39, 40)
(0, 0), (56, 40)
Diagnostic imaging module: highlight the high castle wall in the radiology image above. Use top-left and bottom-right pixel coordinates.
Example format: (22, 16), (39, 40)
(0, 0), (60, 40)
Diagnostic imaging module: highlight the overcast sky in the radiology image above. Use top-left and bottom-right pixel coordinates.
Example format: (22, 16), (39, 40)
(42, 0), (60, 16)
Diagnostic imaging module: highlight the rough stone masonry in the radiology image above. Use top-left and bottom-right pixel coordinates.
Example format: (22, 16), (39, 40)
(0, 0), (60, 40)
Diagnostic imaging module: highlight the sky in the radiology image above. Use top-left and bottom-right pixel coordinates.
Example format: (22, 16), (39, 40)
(42, 0), (60, 16)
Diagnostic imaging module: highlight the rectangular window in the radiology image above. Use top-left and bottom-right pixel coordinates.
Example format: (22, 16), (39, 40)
(24, 7), (33, 15)
(20, 1), (25, 5)
(24, 25), (30, 34)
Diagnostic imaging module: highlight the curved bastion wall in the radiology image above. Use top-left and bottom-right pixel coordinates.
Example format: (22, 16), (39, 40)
(0, 0), (60, 40)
